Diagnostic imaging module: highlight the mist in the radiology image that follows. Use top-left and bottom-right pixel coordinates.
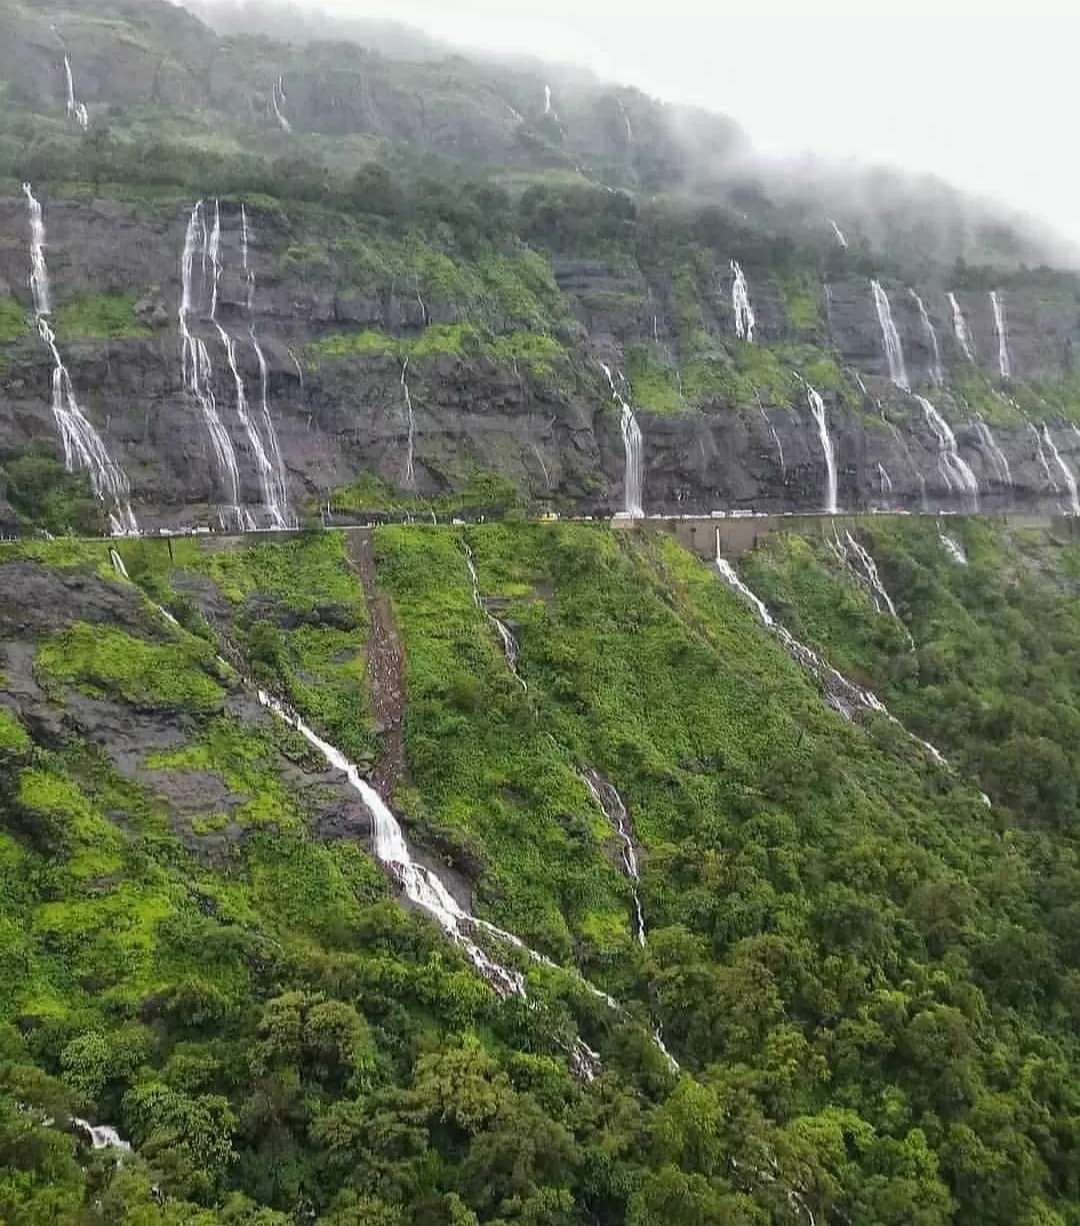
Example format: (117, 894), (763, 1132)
(187, 0), (1078, 261)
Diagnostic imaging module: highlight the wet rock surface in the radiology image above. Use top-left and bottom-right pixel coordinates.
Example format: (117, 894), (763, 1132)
(2, 196), (1079, 525)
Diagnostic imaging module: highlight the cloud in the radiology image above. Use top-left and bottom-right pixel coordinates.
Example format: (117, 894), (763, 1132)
(195, 0), (1080, 248)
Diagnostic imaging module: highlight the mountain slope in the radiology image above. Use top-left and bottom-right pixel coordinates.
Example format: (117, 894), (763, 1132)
(4, 520), (1080, 1223)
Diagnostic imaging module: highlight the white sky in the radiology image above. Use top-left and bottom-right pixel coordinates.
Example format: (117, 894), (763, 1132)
(301, 0), (1079, 245)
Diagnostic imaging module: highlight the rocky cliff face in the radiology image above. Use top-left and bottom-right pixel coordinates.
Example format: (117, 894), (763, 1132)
(3, 190), (1080, 531)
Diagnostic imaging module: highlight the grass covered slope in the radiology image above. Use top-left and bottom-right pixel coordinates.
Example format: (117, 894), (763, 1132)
(3, 522), (1080, 1223)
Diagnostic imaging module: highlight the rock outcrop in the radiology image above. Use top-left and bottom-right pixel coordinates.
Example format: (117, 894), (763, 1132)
(1, 192), (1079, 529)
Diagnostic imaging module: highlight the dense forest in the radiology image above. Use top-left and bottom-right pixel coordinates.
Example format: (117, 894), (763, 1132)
(4, 518), (1080, 1224)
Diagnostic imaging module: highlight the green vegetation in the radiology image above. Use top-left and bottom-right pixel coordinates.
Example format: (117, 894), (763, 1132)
(10, 517), (1080, 1221)
(0, 297), (29, 344)
(53, 292), (151, 341)
(0, 447), (107, 537)
(37, 623), (226, 715)
(624, 344), (685, 414)
(0, 705), (29, 753)
(325, 468), (522, 519)
(308, 323), (570, 382)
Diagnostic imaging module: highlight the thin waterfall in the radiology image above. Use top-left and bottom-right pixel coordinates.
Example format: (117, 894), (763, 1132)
(829, 529), (913, 647)
(23, 184), (137, 535)
(271, 76), (292, 131)
(805, 383), (838, 514)
(838, 530), (901, 620)
(1042, 426), (1080, 514)
(258, 691), (601, 1078)
(616, 96), (633, 141)
(250, 329), (294, 527)
(909, 290), (945, 386)
(877, 462), (893, 503)
(599, 363), (644, 518)
(287, 347), (305, 396)
(544, 83), (554, 115)
(62, 54), (89, 130)
(714, 535), (947, 765)
(730, 260), (756, 342)
(990, 291), (1012, 379)
(871, 280), (909, 390)
(579, 768), (645, 947)
(215, 323), (288, 529)
(401, 358), (416, 487)
(1030, 422), (1058, 491)
(207, 200), (222, 322)
(25, 184), (50, 314)
(915, 396), (979, 507)
(947, 292), (975, 362)
(939, 531), (968, 565)
(532, 443), (552, 490)
(464, 543), (527, 691)
(714, 544), (882, 719)
(179, 201), (248, 529)
(240, 205), (256, 315)
(972, 418), (1012, 485)
(758, 403), (785, 476)
(827, 218), (848, 249)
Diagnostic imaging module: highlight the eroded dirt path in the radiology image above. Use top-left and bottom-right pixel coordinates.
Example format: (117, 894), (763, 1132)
(347, 529), (407, 796)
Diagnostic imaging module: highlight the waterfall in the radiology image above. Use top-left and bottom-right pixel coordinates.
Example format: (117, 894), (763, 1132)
(972, 418), (1012, 485)
(947, 292), (975, 362)
(830, 530), (912, 646)
(579, 768), (645, 946)
(258, 691), (600, 1078)
(939, 531), (968, 565)
(179, 201), (249, 529)
(401, 358), (416, 487)
(287, 347), (304, 394)
(827, 218), (848, 249)
(271, 76), (292, 132)
(915, 397), (978, 507)
(1042, 426), (1080, 514)
(877, 463), (893, 501)
(759, 404), (785, 476)
(805, 384), (838, 514)
(839, 531), (901, 620)
(871, 280), (910, 390)
(62, 54), (89, 130)
(240, 205), (256, 314)
(616, 96), (633, 141)
(599, 363), (644, 518)
(1030, 422), (1058, 491)
(25, 184), (50, 315)
(215, 323), (289, 530)
(715, 544), (883, 721)
(73, 1118), (129, 1152)
(909, 290), (945, 386)
(250, 330), (294, 527)
(532, 443), (552, 490)
(108, 548), (129, 580)
(207, 200), (222, 322)
(23, 185), (137, 535)
(544, 83), (553, 115)
(730, 260), (756, 342)
(715, 537), (947, 766)
(464, 543), (527, 691)
(990, 291), (1011, 378)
